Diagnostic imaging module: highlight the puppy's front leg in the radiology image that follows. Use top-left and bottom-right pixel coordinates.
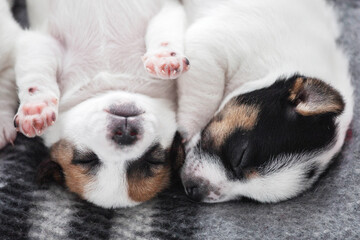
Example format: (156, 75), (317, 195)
(177, 30), (226, 140)
(14, 32), (62, 137)
(142, 0), (189, 80)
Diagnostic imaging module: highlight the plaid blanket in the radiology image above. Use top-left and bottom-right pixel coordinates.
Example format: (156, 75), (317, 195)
(1, 0), (359, 239)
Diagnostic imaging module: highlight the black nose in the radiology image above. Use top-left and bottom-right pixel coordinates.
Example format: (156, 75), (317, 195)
(185, 185), (204, 202)
(112, 118), (139, 146)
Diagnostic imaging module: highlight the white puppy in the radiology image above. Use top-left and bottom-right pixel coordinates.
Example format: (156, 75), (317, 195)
(1, 0), (189, 208)
(178, 0), (354, 203)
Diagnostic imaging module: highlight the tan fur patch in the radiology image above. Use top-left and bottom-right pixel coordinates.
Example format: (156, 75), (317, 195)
(245, 169), (259, 180)
(295, 103), (343, 116)
(127, 166), (170, 202)
(204, 101), (259, 149)
(289, 77), (344, 116)
(289, 77), (305, 101)
(50, 140), (92, 198)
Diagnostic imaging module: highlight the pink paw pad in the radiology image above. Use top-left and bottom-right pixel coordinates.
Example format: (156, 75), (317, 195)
(22, 102), (47, 115)
(15, 97), (58, 138)
(142, 51), (190, 80)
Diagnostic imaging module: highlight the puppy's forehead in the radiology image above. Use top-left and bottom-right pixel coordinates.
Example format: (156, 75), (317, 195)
(202, 99), (259, 150)
(51, 140), (94, 197)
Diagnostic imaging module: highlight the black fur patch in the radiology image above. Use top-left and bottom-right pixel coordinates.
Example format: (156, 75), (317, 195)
(168, 131), (185, 172)
(200, 75), (344, 179)
(37, 159), (65, 186)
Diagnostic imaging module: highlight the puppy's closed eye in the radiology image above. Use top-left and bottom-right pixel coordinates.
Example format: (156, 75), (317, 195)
(72, 150), (100, 169)
(127, 144), (171, 202)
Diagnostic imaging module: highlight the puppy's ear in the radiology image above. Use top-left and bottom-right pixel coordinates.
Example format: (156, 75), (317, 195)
(36, 159), (65, 186)
(168, 131), (185, 172)
(288, 77), (345, 116)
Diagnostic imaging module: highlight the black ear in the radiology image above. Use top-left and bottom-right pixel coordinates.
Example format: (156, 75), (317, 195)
(36, 159), (65, 186)
(169, 131), (185, 172)
(289, 77), (345, 116)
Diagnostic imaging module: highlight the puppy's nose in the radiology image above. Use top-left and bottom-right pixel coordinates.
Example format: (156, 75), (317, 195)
(111, 117), (141, 146)
(185, 184), (206, 202)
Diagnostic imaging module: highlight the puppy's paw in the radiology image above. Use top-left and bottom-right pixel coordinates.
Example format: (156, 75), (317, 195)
(0, 115), (17, 149)
(15, 94), (58, 138)
(142, 50), (190, 80)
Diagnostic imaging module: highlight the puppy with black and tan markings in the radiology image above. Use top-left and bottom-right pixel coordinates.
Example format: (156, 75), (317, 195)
(178, 0), (354, 203)
(0, 0), (187, 208)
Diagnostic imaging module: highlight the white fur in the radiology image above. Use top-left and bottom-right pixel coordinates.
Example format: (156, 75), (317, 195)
(180, 0), (354, 203)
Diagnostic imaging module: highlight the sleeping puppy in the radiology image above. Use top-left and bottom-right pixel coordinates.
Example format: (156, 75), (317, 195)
(1, 0), (188, 208)
(178, 0), (354, 203)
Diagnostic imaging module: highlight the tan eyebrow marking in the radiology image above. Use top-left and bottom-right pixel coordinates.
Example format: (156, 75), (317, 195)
(204, 101), (259, 149)
(245, 169), (260, 180)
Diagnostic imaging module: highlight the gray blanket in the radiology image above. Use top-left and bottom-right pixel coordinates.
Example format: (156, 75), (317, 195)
(1, 0), (359, 239)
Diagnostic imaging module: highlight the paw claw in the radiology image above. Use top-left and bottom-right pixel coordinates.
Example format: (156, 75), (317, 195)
(51, 112), (56, 122)
(13, 115), (19, 128)
(184, 57), (190, 66)
(33, 118), (45, 131)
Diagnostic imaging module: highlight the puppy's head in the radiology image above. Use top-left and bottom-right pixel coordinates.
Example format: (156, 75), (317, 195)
(181, 75), (349, 203)
(37, 91), (183, 208)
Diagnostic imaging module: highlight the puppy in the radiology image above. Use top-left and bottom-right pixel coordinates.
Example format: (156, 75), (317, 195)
(178, 0), (354, 203)
(1, 0), (188, 208)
